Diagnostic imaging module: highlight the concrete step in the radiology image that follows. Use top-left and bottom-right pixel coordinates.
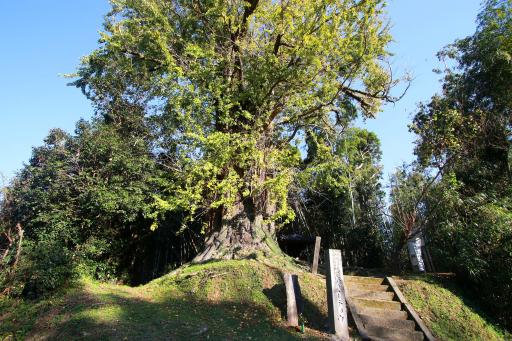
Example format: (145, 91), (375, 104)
(348, 289), (395, 301)
(356, 306), (408, 320)
(352, 297), (402, 311)
(344, 275), (385, 285)
(345, 276), (426, 341)
(366, 325), (424, 341)
(359, 314), (416, 331)
(346, 282), (390, 292)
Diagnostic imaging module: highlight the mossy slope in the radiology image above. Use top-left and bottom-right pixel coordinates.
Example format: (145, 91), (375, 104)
(397, 276), (510, 341)
(1, 259), (330, 340)
(2, 261), (510, 341)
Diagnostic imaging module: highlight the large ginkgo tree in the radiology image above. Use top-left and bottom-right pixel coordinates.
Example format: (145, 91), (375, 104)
(74, 0), (400, 261)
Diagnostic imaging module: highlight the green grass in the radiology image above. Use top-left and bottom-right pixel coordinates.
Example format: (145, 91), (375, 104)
(2, 260), (510, 341)
(1, 258), (331, 340)
(397, 275), (511, 341)
(0, 290), (64, 339)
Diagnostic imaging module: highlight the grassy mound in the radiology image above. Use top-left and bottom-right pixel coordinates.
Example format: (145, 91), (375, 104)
(2, 259), (510, 340)
(1, 258), (331, 340)
(397, 275), (510, 341)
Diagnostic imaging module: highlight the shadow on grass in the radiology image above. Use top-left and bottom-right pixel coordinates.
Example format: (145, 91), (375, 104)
(263, 282), (328, 333)
(25, 286), (322, 341)
(0, 280), (88, 341)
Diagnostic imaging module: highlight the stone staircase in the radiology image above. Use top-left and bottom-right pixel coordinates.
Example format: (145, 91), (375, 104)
(344, 275), (426, 341)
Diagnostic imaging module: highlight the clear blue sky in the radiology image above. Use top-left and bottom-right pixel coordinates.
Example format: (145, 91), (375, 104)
(0, 1), (482, 182)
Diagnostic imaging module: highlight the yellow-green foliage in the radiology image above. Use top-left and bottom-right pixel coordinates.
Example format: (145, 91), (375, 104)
(76, 0), (397, 232)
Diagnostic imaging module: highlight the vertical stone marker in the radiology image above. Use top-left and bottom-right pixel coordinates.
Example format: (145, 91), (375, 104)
(325, 249), (349, 340)
(311, 236), (321, 274)
(407, 236), (426, 272)
(283, 273), (299, 327)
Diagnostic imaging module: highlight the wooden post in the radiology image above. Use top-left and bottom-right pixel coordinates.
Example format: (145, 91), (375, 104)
(325, 249), (349, 340)
(311, 236), (321, 274)
(283, 273), (299, 327)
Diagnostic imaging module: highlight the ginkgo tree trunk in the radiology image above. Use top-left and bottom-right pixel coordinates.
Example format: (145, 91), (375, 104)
(74, 0), (402, 261)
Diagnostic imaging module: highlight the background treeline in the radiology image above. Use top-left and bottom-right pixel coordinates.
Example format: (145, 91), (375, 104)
(387, 0), (512, 329)
(281, 128), (385, 269)
(0, 114), (385, 291)
(0, 118), (204, 294)
(0, 0), (510, 331)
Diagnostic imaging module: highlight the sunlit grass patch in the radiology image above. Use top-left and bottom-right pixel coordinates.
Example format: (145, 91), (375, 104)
(398, 275), (510, 341)
(2, 259), (328, 340)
